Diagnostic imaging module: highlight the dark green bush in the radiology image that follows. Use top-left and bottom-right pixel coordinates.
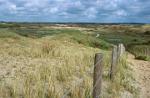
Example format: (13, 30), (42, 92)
(135, 56), (147, 60)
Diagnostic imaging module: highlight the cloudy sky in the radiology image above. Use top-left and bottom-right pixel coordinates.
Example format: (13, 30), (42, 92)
(0, 0), (150, 23)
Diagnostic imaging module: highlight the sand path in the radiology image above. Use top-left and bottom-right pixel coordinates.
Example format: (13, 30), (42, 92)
(127, 54), (150, 98)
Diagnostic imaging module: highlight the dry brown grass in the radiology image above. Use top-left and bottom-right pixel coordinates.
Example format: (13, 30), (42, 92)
(0, 31), (137, 98)
(0, 35), (101, 98)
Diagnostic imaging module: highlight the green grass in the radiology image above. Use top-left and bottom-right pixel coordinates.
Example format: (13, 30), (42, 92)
(2, 27), (112, 50)
(0, 28), (20, 39)
(0, 23), (20, 28)
(128, 45), (150, 61)
(13, 28), (60, 38)
(53, 30), (112, 50)
(92, 25), (150, 61)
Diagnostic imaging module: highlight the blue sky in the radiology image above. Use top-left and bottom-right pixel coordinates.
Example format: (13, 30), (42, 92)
(0, 0), (150, 23)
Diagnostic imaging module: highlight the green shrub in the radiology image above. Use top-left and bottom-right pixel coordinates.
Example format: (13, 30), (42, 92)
(0, 29), (20, 39)
(60, 29), (112, 50)
(135, 55), (147, 60)
(0, 23), (20, 28)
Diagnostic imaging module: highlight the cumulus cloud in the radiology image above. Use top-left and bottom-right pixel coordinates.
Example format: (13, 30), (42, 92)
(84, 7), (98, 18)
(0, 0), (149, 22)
(115, 10), (128, 16)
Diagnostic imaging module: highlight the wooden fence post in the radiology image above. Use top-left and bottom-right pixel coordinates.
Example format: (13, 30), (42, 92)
(110, 46), (118, 80)
(118, 43), (125, 57)
(93, 53), (103, 98)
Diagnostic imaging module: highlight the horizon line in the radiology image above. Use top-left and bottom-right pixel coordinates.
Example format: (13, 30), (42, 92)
(0, 21), (149, 24)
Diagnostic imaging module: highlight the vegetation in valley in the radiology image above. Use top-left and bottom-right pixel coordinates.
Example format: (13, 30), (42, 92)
(91, 24), (150, 61)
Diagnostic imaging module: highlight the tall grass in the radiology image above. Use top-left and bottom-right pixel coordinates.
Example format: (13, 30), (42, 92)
(0, 36), (100, 98)
(104, 54), (139, 98)
(128, 45), (150, 61)
(0, 28), (138, 98)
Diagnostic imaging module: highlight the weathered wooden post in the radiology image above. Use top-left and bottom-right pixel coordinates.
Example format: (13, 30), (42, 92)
(110, 46), (118, 80)
(93, 53), (103, 98)
(117, 43), (125, 57)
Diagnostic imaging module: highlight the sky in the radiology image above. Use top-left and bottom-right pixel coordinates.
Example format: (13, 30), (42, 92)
(0, 0), (150, 23)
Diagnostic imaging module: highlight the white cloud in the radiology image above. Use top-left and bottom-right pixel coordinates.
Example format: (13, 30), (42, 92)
(44, 7), (59, 14)
(114, 10), (127, 16)
(73, 1), (83, 8)
(84, 7), (98, 18)
(9, 4), (17, 11)
(0, 0), (149, 22)
(55, 0), (66, 2)
(24, 0), (49, 8)
(95, 0), (119, 9)
(0, 0), (18, 14)
(50, 7), (59, 13)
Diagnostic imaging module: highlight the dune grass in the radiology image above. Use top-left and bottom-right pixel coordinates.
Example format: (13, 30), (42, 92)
(0, 29), (20, 39)
(128, 45), (150, 61)
(0, 26), (139, 98)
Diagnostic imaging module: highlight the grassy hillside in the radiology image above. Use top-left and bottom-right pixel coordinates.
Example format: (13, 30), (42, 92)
(89, 24), (150, 61)
(0, 23), (145, 98)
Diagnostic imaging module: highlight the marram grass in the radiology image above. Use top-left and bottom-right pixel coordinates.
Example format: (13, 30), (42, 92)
(0, 32), (137, 98)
